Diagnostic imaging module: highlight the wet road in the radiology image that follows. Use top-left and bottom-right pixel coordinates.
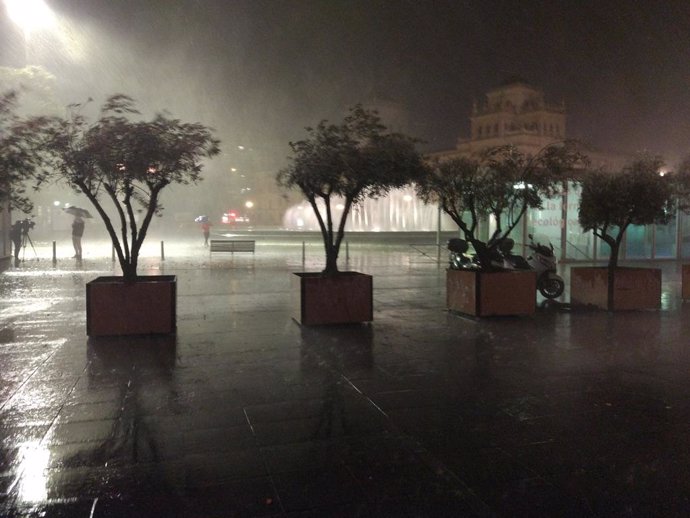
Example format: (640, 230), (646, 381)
(1, 235), (690, 516)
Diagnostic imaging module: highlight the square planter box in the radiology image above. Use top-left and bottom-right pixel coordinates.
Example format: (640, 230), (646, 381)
(446, 269), (536, 317)
(570, 266), (661, 310)
(292, 272), (373, 326)
(86, 275), (177, 336)
(683, 264), (690, 300)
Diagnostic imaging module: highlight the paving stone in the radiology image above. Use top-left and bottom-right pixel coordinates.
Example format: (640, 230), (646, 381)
(1, 236), (689, 515)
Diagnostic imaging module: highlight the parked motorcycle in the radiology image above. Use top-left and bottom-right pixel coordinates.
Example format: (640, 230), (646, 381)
(499, 235), (564, 299)
(447, 236), (564, 299)
(447, 238), (478, 270)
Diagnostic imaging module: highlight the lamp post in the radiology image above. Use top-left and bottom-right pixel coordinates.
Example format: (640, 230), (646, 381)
(3, 0), (56, 65)
(245, 200), (254, 227)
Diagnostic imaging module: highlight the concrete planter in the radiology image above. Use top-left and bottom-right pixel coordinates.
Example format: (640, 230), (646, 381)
(292, 272), (373, 326)
(86, 275), (177, 336)
(446, 269), (536, 317)
(570, 266), (661, 310)
(683, 264), (690, 301)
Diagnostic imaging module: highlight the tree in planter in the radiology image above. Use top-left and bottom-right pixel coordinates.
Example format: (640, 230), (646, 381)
(40, 94), (220, 280)
(277, 105), (428, 275)
(0, 90), (50, 215)
(578, 155), (674, 310)
(417, 143), (584, 270)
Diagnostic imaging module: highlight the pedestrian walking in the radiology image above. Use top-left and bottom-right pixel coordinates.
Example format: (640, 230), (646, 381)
(201, 220), (212, 246)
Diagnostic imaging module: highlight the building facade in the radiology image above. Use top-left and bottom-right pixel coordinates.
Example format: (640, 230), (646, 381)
(280, 79), (690, 260)
(461, 79), (567, 156)
(434, 79), (690, 263)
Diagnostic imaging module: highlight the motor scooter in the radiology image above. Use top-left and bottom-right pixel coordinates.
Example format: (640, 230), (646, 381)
(447, 236), (564, 299)
(498, 235), (564, 298)
(447, 238), (478, 269)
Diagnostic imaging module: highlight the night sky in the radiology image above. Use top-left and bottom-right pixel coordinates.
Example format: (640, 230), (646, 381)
(2, 0), (690, 169)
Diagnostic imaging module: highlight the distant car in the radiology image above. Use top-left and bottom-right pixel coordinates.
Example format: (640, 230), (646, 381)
(221, 210), (250, 225)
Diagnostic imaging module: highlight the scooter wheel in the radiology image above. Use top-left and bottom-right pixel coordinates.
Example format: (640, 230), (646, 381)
(538, 277), (564, 299)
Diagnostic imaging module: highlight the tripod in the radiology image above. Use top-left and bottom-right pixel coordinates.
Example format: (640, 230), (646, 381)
(20, 230), (38, 262)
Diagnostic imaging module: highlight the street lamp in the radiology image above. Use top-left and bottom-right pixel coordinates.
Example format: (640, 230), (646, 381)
(245, 201), (254, 225)
(4, 0), (55, 35)
(3, 0), (56, 64)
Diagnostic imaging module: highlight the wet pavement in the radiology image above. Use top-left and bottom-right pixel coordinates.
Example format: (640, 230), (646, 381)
(2, 234), (690, 517)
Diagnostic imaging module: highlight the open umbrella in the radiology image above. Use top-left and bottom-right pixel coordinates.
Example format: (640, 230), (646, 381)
(195, 215), (209, 223)
(63, 206), (93, 218)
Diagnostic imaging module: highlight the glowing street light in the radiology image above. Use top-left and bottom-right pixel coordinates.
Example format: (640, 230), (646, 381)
(4, 0), (56, 63)
(4, 0), (55, 35)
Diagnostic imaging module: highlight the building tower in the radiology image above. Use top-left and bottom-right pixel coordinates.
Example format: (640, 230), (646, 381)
(454, 77), (566, 156)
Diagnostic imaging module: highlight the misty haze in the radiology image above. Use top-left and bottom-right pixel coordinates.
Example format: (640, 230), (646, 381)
(2, 0), (690, 241)
(5, 2), (690, 517)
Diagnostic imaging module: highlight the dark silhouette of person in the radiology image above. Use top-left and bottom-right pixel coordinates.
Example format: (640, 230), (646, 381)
(72, 216), (85, 259)
(201, 220), (211, 246)
(9, 220), (22, 266)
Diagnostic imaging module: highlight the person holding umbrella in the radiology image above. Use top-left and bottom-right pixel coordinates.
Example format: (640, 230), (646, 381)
(195, 215), (211, 246)
(63, 207), (92, 259)
(72, 216), (85, 259)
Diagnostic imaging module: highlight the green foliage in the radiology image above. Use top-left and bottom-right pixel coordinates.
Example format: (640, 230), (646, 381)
(417, 142), (584, 270)
(417, 156), (482, 232)
(40, 94), (220, 280)
(277, 105), (428, 274)
(0, 89), (49, 214)
(0, 66), (60, 117)
(578, 155), (673, 269)
(577, 154), (672, 310)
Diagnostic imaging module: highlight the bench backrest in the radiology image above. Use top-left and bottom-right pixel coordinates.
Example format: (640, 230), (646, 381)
(209, 240), (255, 253)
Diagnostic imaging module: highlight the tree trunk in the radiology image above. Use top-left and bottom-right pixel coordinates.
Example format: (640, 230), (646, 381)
(121, 262), (138, 283)
(323, 243), (340, 275)
(607, 243), (619, 311)
(471, 239), (497, 271)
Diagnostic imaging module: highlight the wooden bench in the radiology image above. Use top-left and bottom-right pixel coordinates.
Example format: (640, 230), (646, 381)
(209, 239), (255, 254)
